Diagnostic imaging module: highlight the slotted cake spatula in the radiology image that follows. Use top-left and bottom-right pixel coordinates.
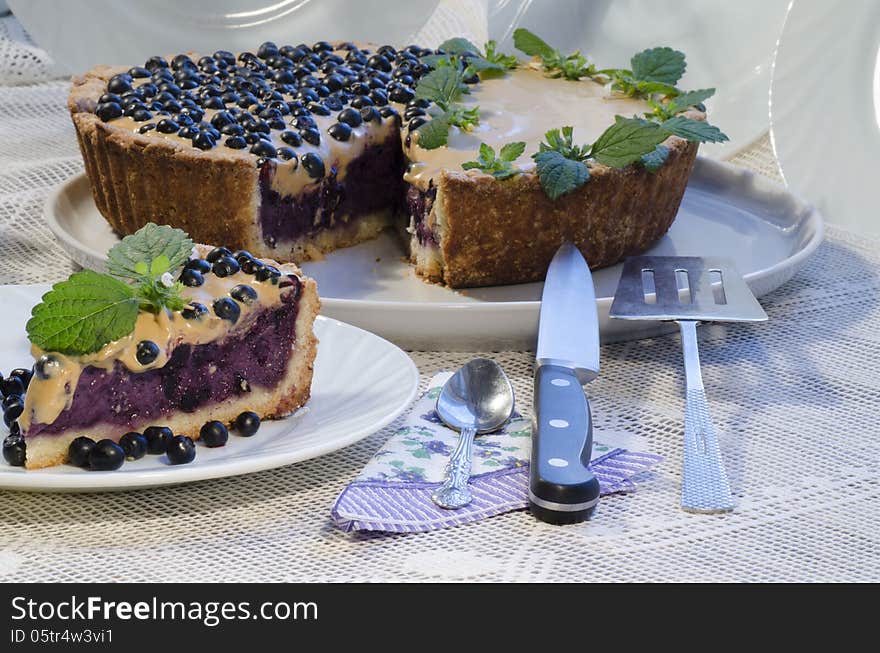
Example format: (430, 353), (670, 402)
(609, 256), (768, 513)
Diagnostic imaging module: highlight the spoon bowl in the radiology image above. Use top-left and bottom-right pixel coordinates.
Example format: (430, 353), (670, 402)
(432, 358), (515, 509)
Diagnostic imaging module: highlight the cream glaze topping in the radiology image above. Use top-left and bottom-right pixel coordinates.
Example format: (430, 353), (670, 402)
(404, 66), (652, 188)
(105, 54), (399, 198)
(20, 263), (298, 431)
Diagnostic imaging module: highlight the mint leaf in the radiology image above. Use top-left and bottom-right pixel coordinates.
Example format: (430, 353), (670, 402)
(673, 88), (715, 110)
(660, 116), (729, 143)
(483, 40), (518, 69)
(26, 270), (139, 355)
(590, 117), (670, 168)
(538, 126), (590, 160)
(415, 66), (465, 106)
(534, 151), (590, 200)
(513, 28), (555, 59)
(499, 141), (526, 162)
(438, 37), (480, 56)
(641, 144), (670, 172)
(414, 113), (451, 149)
(462, 141), (525, 180)
(631, 47), (686, 86)
(107, 223), (193, 282)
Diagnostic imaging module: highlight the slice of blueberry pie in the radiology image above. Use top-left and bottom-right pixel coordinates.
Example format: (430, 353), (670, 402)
(68, 32), (727, 288)
(17, 224), (319, 469)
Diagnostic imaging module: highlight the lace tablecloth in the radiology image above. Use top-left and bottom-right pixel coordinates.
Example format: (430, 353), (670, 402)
(0, 15), (877, 583)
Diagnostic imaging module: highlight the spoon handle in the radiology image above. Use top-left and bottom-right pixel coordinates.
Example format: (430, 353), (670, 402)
(431, 425), (477, 509)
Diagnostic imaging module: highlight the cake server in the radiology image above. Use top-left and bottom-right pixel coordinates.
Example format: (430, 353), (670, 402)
(609, 256), (767, 513)
(530, 242), (601, 524)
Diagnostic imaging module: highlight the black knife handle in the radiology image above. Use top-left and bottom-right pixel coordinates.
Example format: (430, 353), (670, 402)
(529, 364), (600, 524)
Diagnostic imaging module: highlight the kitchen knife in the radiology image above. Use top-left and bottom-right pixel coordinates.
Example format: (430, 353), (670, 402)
(530, 242), (601, 524)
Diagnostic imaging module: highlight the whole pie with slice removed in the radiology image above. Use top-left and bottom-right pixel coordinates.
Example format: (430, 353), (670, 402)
(68, 36), (720, 288)
(16, 227), (319, 470)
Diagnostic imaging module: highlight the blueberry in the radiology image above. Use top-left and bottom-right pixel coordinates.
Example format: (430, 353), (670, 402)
(199, 420), (229, 447)
(258, 41), (279, 60)
(89, 439), (125, 471)
(136, 340), (160, 365)
(206, 246), (232, 262)
(292, 114), (316, 130)
(156, 118), (180, 134)
(250, 140), (277, 158)
(240, 257), (265, 275)
(404, 106), (426, 120)
(337, 107), (363, 128)
(193, 132), (216, 150)
(408, 116), (427, 131)
(277, 147), (297, 162)
(144, 426), (173, 454)
(328, 122), (352, 141)
(3, 412), (17, 428)
(181, 302), (208, 320)
(9, 369), (32, 390)
(312, 40), (333, 52)
(203, 96), (225, 110)
(379, 106), (401, 124)
(118, 432), (147, 460)
(350, 95), (374, 109)
(212, 255), (241, 277)
(107, 74), (133, 95)
(234, 411), (261, 437)
(185, 257), (212, 273)
(213, 297), (241, 323)
(180, 268), (205, 288)
(388, 84), (415, 103)
(225, 135), (248, 149)
(98, 92), (122, 105)
(2, 394), (23, 422)
(324, 95), (344, 111)
(95, 102), (123, 121)
(360, 106), (381, 123)
(255, 265), (281, 282)
(301, 152), (325, 179)
(233, 250), (255, 264)
(300, 127), (321, 146)
(230, 284), (258, 304)
(166, 435), (196, 464)
(307, 102), (331, 116)
(369, 89), (388, 106)
(0, 375), (24, 398)
(132, 108), (153, 122)
(2, 434), (26, 467)
(280, 130), (302, 146)
(220, 123), (245, 136)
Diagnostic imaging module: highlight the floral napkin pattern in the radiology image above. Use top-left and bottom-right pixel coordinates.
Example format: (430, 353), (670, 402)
(331, 372), (662, 533)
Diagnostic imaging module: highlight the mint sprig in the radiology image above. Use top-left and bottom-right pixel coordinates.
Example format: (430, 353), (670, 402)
(532, 127), (591, 199)
(424, 38), (517, 78)
(26, 224), (197, 355)
(462, 142), (526, 180)
(26, 270), (139, 355)
(413, 64), (481, 150)
(513, 28), (594, 80)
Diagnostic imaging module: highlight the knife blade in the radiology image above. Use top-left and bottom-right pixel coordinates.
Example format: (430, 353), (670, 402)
(530, 242), (601, 524)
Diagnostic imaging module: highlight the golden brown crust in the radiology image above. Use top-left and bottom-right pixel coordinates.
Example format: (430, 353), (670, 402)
(419, 139), (698, 288)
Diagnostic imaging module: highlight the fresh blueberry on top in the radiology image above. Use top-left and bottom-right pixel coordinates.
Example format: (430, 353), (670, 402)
(119, 432), (147, 460)
(185, 257), (212, 273)
(299, 127), (321, 146)
(193, 132), (216, 150)
(145, 56), (169, 72)
(328, 122), (352, 141)
(369, 89), (388, 106)
(34, 354), (59, 380)
(144, 426), (173, 454)
(180, 268), (205, 288)
(225, 135), (248, 150)
(360, 106), (381, 123)
(203, 96), (225, 110)
(234, 411), (261, 437)
(200, 421), (229, 448)
(250, 140), (277, 158)
(136, 340), (160, 365)
(2, 394), (23, 422)
(212, 255), (241, 277)
(107, 73), (133, 95)
(240, 257), (265, 275)
(9, 368), (32, 390)
(388, 84), (415, 103)
(89, 439), (125, 471)
(0, 375), (24, 398)
(404, 106), (426, 120)
(300, 152), (325, 179)
(220, 123), (245, 136)
(132, 108), (153, 122)
(2, 434), (26, 467)
(66, 436), (95, 467)
(233, 250), (255, 264)
(181, 302), (209, 320)
(324, 95), (344, 111)
(206, 246), (232, 262)
(96, 102), (123, 121)
(255, 265), (281, 282)
(166, 435), (196, 465)
(280, 130), (302, 147)
(307, 102), (331, 116)
(98, 92), (122, 105)
(156, 118), (180, 134)
(213, 297), (241, 323)
(408, 116), (427, 131)
(258, 41), (279, 60)
(337, 107), (363, 128)
(230, 284), (258, 304)
(276, 147), (297, 162)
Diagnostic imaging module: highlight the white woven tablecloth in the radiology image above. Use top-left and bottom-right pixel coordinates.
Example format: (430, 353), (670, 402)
(0, 15), (877, 583)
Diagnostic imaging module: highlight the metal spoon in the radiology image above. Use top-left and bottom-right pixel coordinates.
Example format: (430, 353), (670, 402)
(432, 358), (515, 509)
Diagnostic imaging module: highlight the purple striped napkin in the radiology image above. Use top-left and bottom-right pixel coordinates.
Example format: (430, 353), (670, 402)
(331, 372), (662, 533)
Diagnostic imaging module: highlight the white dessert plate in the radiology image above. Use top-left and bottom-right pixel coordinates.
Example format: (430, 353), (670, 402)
(770, 0), (880, 237)
(0, 288), (419, 492)
(7, 0), (439, 73)
(46, 157), (824, 350)
(488, 0), (791, 159)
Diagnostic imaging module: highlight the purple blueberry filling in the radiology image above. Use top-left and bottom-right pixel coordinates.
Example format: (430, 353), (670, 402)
(258, 136), (405, 246)
(25, 300), (300, 438)
(406, 182), (438, 247)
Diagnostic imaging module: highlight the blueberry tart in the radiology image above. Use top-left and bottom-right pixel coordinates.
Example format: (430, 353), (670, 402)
(68, 35), (725, 288)
(17, 225), (318, 469)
